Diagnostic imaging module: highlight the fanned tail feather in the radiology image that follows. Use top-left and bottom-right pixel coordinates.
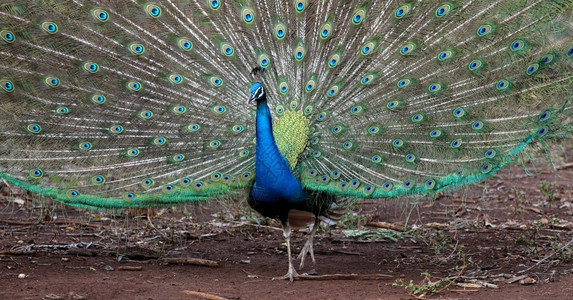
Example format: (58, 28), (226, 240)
(0, 0), (571, 208)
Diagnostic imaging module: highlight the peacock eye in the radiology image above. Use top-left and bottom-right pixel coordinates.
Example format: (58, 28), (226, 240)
(255, 87), (264, 98)
(209, 0), (220, 9)
(1, 80), (14, 92)
(41, 22), (58, 34)
(510, 40), (525, 51)
(394, 4), (411, 19)
(476, 24), (494, 37)
(294, 0), (307, 12)
(144, 3), (162, 17)
(1, 30), (15, 43)
(496, 79), (510, 90)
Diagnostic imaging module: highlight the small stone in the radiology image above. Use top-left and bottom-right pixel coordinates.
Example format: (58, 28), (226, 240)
(540, 218), (549, 225)
(104, 265), (114, 271)
(240, 260), (250, 264)
(307, 269), (318, 275)
(520, 277), (536, 285)
(18, 273), (26, 279)
(61, 258), (69, 262)
(11, 198), (25, 206)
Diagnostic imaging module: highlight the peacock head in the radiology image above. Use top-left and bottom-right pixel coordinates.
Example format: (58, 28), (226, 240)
(248, 82), (266, 104)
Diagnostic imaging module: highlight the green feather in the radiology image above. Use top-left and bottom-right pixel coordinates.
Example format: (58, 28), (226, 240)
(0, 0), (571, 210)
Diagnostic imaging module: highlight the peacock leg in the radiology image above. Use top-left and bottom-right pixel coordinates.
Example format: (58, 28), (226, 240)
(273, 222), (299, 281)
(297, 217), (320, 269)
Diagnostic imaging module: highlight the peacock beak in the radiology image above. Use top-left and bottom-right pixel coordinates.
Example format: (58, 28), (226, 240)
(247, 93), (256, 104)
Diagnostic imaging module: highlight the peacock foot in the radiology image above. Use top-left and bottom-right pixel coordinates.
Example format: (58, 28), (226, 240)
(272, 266), (300, 281)
(297, 216), (320, 269)
(297, 236), (315, 269)
(272, 222), (299, 281)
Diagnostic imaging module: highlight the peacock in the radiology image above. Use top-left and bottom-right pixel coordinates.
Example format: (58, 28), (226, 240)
(1, 0), (572, 281)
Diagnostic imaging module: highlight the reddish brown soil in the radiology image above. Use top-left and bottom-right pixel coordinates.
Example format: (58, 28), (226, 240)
(1, 157), (573, 299)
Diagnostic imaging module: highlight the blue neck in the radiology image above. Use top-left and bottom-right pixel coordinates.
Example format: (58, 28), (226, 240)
(253, 100), (304, 204)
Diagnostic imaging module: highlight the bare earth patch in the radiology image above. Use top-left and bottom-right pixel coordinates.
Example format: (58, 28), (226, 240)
(1, 156), (573, 299)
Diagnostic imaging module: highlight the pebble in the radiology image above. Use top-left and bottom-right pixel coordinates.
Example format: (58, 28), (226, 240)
(520, 277), (536, 285)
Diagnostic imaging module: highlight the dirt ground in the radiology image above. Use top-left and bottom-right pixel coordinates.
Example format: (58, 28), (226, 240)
(1, 150), (573, 299)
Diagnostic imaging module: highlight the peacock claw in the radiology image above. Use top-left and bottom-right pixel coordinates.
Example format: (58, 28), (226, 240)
(297, 237), (315, 269)
(272, 266), (299, 281)
(275, 222), (299, 281)
(297, 217), (320, 269)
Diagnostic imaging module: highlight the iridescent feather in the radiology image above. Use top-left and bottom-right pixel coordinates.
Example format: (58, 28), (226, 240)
(0, 0), (572, 280)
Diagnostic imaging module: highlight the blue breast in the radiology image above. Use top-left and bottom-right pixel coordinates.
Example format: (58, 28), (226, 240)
(248, 100), (306, 222)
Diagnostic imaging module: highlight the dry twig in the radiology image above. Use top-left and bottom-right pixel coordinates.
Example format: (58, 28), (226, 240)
(161, 257), (219, 267)
(367, 221), (405, 232)
(517, 236), (573, 274)
(182, 290), (227, 300)
(118, 266), (143, 271)
(291, 273), (392, 281)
